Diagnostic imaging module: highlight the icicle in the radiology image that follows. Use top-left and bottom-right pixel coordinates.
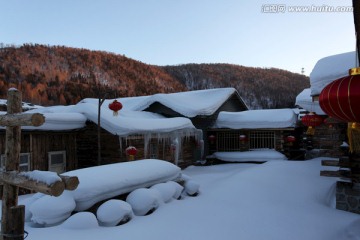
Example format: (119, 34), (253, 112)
(144, 133), (151, 159)
(118, 136), (123, 159)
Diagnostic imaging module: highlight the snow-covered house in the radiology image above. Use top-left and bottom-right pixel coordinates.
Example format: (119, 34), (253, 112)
(209, 109), (301, 159)
(295, 52), (353, 158)
(1, 88), (246, 173)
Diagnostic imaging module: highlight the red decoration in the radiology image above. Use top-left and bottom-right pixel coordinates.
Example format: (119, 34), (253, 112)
(301, 112), (323, 135)
(208, 135), (216, 144)
(286, 135), (296, 143)
(239, 134), (248, 143)
(319, 69), (360, 122)
(108, 100), (123, 116)
(126, 146), (137, 160)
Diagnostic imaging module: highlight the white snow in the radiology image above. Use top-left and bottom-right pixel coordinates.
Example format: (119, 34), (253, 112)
(310, 51), (356, 96)
(61, 212), (99, 229)
(22, 158), (360, 240)
(183, 180), (200, 196)
(126, 188), (162, 216)
(295, 88), (325, 115)
(63, 159), (181, 211)
(29, 191), (76, 226)
(20, 170), (61, 185)
(214, 108), (297, 129)
(96, 200), (133, 227)
(211, 149), (288, 162)
(150, 182), (177, 203)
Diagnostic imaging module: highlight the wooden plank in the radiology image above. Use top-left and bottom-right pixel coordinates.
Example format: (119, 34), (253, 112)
(3, 205), (25, 240)
(321, 160), (339, 167)
(320, 170), (351, 178)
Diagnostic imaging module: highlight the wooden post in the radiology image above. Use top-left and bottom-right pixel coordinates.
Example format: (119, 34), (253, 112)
(0, 89), (79, 239)
(2, 89), (22, 240)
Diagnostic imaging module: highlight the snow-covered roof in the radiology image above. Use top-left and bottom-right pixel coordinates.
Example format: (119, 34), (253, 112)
(211, 149), (287, 162)
(118, 87), (245, 117)
(295, 88), (325, 115)
(23, 100), (197, 137)
(310, 51), (356, 96)
(213, 108), (297, 129)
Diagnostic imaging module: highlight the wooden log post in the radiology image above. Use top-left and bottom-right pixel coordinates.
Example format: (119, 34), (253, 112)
(2, 89), (22, 240)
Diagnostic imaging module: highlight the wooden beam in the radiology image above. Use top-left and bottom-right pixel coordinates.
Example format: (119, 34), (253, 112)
(0, 113), (45, 127)
(0, 171), (65, 197)
(59, 175), (80, 191)
(3, 205), (25, 240)
(321, 160), (339, 167)
(320, 170), (351, 178)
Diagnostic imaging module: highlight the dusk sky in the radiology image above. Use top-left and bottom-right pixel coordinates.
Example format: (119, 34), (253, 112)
(1, 0), (355, 75)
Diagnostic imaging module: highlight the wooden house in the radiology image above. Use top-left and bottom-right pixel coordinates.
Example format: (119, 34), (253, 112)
(208, 108), (302, 160)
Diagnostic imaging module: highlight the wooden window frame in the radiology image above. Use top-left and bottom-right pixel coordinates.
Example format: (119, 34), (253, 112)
(48, 150), (66, 174)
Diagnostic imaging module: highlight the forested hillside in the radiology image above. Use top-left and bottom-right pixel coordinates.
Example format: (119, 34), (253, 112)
(162, 64), (309, 109)
(0, 44), (309, 108)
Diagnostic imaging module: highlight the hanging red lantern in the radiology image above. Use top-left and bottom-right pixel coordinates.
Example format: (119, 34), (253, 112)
(126, 146), (137, 160)
(319, 68), (360, 122)
(286, 135), (296, 146)
(323, 117), (340, 128)
(239, 134), (248, 143)
(108, 100), (123, 116)
(286, 135), (296, 143)
(319, 67), (360, 152)
(208, 135), (216, 145)
(301, 112), (323, 135)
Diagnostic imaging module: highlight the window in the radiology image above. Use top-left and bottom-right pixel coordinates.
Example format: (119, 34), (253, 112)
(1, 153), (31, 172)
(149, 143), (158, 159)
(48, 151), (66, 174)
(217, 131), (241, 151)
(249, 131), (275, 149)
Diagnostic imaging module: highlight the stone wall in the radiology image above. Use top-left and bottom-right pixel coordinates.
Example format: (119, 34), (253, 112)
(336, 181), (360, 214)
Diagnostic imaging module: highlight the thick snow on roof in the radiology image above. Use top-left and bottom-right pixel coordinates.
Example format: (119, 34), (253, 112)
(214, 108), (297, 129)
(22, 99), (197, 136)
(74, 99), (197, 137)
(211, 149), (287, 162)
(310, 51), (356, 96)
(134, 88), (239, 117)
(295, 88), (325, 115)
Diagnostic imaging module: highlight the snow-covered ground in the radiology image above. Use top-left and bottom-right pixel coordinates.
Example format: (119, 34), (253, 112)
(23, 157), (360, 240)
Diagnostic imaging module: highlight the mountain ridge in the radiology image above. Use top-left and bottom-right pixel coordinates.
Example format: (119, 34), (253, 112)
(0, 44), (309, 109)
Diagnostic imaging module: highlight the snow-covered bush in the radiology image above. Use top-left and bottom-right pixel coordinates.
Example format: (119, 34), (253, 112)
(97, 200), (133, 226)
(150, 182), (176, 203)
(61, 212), (99, 229)
(184, 180), (200, 196)
(30, 191), (76, 226)
(166, 181), (184, 200)
(126, 188), (161, 216)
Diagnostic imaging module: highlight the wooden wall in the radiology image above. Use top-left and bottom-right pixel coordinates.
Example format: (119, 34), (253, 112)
(0, 130), (78, 171)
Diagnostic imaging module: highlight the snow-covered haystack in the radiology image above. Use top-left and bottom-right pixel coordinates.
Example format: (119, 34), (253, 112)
(96, 200), (133, 227)
(126, 188), (162, 216)
(61, 212), (99, 229)
(29, 191), (76, 226)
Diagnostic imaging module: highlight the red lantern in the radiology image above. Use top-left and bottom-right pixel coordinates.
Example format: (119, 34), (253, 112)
(239, 134), (247, 143)
(286, 135), (296, 143)
(208, 135), (216, 145)
(319, 68), (360, 122)
(323, 117), (340, 128)
(301, 112), (323, 135)
(126, 146), (137, 160)
(108, 100), (123, 116)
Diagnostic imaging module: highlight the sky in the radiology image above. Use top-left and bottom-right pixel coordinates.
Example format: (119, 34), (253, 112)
(0, 0), (356, 75)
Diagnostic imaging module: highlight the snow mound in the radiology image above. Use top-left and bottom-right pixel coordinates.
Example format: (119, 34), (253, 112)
(167, 181), (184, 199)
(126, 188), (162, 216)
(19, 193), (45, 222)
(30, 191), (76, 226)
(150, 182), (177, 203)
(61, 212), (99, 229)
(184, 180), (200, 196)
(212, 149), (287, 162)
(63, 159), (181, 211)
(97, 200), (133, 227)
